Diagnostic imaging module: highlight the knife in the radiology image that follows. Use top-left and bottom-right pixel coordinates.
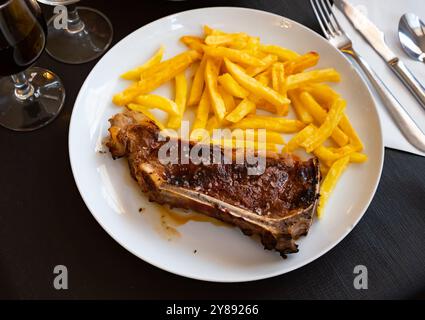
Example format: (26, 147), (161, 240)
(336, 0), (425, 111)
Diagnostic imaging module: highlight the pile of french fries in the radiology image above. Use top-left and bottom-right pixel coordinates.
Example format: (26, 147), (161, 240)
(112, 25), (367, 218)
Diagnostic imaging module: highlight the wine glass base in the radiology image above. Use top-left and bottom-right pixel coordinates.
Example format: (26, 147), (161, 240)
(0, 67), (65, 132)
(46, 7), (113, 64)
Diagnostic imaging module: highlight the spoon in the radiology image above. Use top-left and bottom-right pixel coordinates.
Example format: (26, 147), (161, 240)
(398, 13), (425, 63)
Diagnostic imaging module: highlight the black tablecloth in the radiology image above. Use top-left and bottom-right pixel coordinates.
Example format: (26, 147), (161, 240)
(1, 0), (424, 299)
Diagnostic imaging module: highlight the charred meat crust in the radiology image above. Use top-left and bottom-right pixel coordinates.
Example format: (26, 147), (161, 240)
(107, 110), (320, 257)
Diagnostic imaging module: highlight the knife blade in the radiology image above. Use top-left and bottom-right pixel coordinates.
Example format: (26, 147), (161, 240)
(336, 0), (396, 62)
(336, 0), (425, 110)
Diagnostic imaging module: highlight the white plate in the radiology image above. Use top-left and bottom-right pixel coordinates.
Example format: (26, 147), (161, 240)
(69, 7), (383, 282)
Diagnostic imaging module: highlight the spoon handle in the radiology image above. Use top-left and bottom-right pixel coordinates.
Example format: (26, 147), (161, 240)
(389, 59), (425, 110)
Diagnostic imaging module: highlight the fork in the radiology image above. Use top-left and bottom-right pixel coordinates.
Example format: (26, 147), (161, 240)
(310, 0), (425, 152)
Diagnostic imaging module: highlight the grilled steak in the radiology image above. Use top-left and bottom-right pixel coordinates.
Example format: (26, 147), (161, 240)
(107, 110), (320, 257)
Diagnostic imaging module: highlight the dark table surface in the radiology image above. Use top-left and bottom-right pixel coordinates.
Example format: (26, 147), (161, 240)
(1, 0), (424, 300)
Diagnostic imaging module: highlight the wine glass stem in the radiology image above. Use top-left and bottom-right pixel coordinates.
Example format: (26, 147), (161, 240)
(67, 5), (85, 33)
(11, 72), (34, 101)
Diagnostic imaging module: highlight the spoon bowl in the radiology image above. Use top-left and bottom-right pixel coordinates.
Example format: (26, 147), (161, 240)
(398, 13), (425, 63)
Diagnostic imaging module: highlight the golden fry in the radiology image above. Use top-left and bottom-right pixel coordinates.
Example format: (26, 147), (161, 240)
(205, 59), (227, 122)
(203, 45), (265, 67)
(225, 99), (256, 123)
(317, 156), (350, 218)
(231, 115), (305, 133)
(259, 44), (300, 61)
(283, 124), (317, 153)
(288, 90), (314, 124)
(299, 91), (348, 146)
(301, 98), (346, 152)
(302, 83), (339, 109)
(271, 62), (288, 116)
(224, 58), (290, 109)
(218, 85), (236, 112)
(191, 89), (210, 138)
(286, 68), (341, 90)
(284, 51), (319, 75)
(254, 71), (270, 87)
(218, 73), (249, 99)
(188, 56), (207, 107)
(205, 33), (249, 46)
(349, 152), (368, 163)
(339, 115), (364, 151)
(135, 94), (180, 116)
(180, 36), (204, 52)
(206, 116), (219, 132)
(246, 54), (278, 77)
(120, 46), (164, 81)
(167, 72), (188, 129)
(113, 50), (200, 106)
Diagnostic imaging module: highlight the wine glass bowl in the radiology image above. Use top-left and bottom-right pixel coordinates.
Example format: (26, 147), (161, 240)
(0, 0), (65, 131)
(37, 0), (113, 64)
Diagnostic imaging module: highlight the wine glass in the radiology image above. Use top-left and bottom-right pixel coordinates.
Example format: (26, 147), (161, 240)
(0, 0), (65, 131)
(37, 0), (113, 64)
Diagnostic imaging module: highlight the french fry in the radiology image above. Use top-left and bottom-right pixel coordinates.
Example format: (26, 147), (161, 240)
(249, 94), (276, 113)
(339, 115), (364, 151)
(254, 71), (270, 87)
(317, 156), (350, 218)
(120, 45), (164, 81)
(206, 116), (219, 132)
(301, 98), (346, 152)
(349, 152), (368, 163)
(190, 89), (210, 138)
(225, 99), (256, 123)
(313, 145), (355, 162)
(232, 130), (285, 144)
(283, 124), (317, 153)
(246, 54), (278, 77)
(134, 94), (180, 116)
(299, 91), (348, 146)
(127, 103), (165, 130)
(286, 68), (341, 90)
(188, 56), (207, 107)
(271, 62), (285, 93)
(218, 85), (236, 112)
(138, 50), (200, 80)
(259, 44), (300, 61)
(180, 36), (204, 52)
(231, 115), (305, 133)
(203, 45), (265, 67)
(205, 33), (249, 46)
(302, 83), (340, 109)
(167, 72), (188, 129)
(284, 51), (319, 75)
(218, 73), (249, 98)
(113, 50), (200, 106)
(203, 25), (225, 36)
(271, 62), (288, 116)
(288, 90), (314, 124)
(224, 58), (290, 109)
(205, 59), (227, 122)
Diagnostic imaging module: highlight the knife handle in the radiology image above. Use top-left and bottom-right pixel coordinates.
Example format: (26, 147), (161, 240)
(344, 49), (425, 152)
(389, 59), (425, 111)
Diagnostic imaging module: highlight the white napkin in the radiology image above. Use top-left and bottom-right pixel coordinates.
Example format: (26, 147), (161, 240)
(333, 0), (425, 156)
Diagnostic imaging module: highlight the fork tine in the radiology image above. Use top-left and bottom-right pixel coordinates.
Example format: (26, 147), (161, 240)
(316, 0), (338, 36)
(310, 0), (331, 39)
(324, 0), (344, 34)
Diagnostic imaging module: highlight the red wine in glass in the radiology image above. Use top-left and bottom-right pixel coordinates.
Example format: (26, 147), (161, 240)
(0, 0), (65, 131)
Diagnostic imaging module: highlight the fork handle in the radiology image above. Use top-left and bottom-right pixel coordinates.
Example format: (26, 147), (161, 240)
(343, 49), (425, 152)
